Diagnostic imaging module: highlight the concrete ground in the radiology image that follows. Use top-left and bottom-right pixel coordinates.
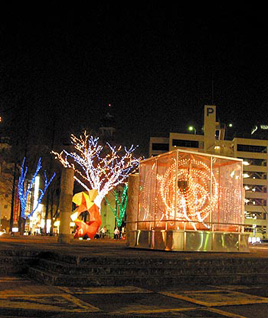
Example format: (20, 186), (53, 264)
(0, 235), (268, 317)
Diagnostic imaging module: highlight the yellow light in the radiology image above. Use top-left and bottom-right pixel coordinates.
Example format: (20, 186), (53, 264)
(243, 161), (250, 166)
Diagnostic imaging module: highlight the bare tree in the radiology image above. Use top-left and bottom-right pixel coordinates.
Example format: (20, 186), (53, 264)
(18, 157), (55, 233)
(52, 132), (140, 209)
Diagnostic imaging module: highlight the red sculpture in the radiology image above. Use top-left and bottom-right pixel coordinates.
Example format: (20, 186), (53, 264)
(72, 190), (102, 239)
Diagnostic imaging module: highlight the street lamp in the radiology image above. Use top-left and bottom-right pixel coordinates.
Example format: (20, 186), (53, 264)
(188, 126), (196, 134)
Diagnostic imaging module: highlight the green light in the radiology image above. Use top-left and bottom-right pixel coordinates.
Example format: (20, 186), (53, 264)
(105, 184), (128, 227)
(228, 123), (233, 128)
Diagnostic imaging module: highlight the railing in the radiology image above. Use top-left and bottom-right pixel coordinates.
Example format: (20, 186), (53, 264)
(126, 219), (252, 234)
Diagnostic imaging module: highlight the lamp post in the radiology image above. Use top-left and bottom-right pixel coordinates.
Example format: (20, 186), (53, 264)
(188, 126), (196, 134)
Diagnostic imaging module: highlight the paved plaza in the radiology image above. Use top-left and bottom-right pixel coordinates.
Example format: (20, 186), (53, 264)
(1, 276), (268, 317)
(0, 236), (268, 317)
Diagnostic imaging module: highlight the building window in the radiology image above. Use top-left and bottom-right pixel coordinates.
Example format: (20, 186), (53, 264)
(237, 144), (267, 153)
(245, 199), (267, 206)
(238, 157), (266, 166)
(152, 143), (169, 151)
(244, 185), (267, 193)
(172, 139), (199, 148)
(252, 172), (267, 179)
(245, 211), (266, 221)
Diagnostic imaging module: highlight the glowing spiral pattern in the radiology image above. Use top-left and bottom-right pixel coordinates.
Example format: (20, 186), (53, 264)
(159, 158), (218, 229)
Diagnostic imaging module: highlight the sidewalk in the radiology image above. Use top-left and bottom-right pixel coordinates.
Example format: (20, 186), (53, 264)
(1, 234), (268, 258)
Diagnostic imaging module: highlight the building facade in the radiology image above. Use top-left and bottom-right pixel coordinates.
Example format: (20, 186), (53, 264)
(0, 140), (14, 232)
(149, 105), (268, 239)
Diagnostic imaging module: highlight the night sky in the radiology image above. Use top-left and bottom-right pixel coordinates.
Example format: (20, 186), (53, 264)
(1, 3), (268, 157)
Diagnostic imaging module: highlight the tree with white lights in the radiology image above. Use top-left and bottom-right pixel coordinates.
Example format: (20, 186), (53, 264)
(52, 132), (140, 209)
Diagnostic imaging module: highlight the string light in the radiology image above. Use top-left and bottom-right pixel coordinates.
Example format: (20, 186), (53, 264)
(139, 155), (220, 230)
(18, 157), (56, 219)
(105, 184), (128, 227)
(157, 158), (218, 229)
(52, 132), (141, 208)
(139, 152), (243, 233)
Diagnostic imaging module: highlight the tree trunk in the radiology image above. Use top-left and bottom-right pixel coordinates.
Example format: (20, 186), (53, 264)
(9, 162), (17, 232)
(44, 188), (50, 234)
(58, 168), (74, 243)
(19, 216), (26, 235)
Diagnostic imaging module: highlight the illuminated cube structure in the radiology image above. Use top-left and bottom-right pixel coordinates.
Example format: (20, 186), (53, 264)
(127, 149), (249, 252)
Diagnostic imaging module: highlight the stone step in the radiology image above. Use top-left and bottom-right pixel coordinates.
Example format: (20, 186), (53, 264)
(0, 249), (39, 257)
(38, 251), (268, 269)
(27, 265), (268, 287)
(0, 256), (37, 275)
(36, 258), (265, 276)
(2, 246), (268, 287)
